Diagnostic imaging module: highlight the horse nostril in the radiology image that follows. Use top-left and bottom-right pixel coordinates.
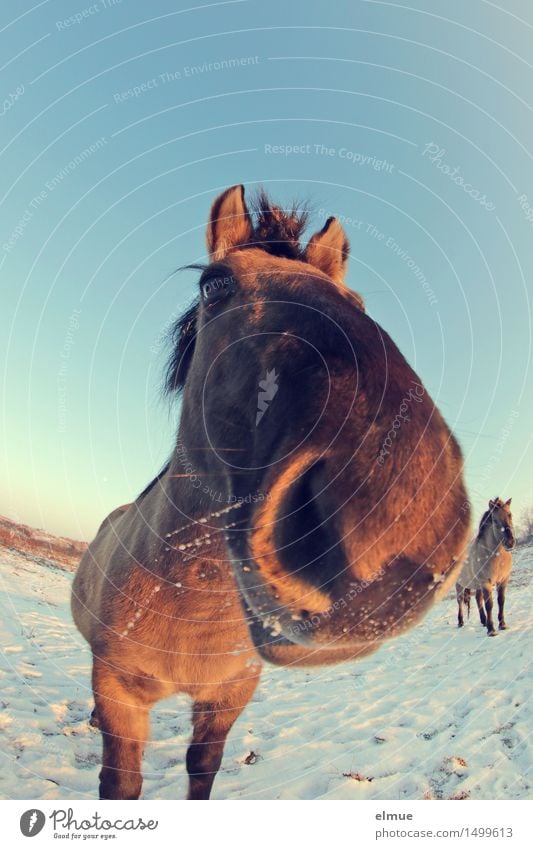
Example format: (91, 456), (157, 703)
(272, 461), (343, 590)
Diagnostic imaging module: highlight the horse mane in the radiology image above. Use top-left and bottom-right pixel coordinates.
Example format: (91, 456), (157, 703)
(137, 461), (171, 499)
(477, 510), (491, 540)
(164, 299), (200, 396)
(163, 191), (309, 396)
(477, 498), (504, 540)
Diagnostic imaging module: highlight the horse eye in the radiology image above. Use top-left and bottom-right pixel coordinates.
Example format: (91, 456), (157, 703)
(201, 274), (236, 305)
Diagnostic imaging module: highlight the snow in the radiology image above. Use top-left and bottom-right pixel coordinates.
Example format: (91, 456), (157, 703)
(0, 545), (531, 800)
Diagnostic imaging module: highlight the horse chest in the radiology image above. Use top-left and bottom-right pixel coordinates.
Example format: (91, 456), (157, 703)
(111, 559), (257, 689)
(489, 550), (512, 584)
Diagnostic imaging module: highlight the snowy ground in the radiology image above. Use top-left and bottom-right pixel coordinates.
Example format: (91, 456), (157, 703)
(0, 546), (531, 800)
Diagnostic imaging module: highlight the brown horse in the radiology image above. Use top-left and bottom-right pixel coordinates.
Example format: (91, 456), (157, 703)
(71, 185), (470, 800)
(456, 497), (515, 636)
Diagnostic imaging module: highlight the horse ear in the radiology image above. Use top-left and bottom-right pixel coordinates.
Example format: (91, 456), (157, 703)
(206, 185), (253, 261)
(304, 217), (350, 285)
(489, 499), (495, 509)
(505, 497), (512, 506)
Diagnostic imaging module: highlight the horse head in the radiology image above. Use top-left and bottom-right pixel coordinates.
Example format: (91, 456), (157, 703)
(168, 185), (470, 662)
(486, 497), (515, 551)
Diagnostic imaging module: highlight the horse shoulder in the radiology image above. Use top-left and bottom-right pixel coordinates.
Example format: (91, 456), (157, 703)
(71, 503), (134, 642)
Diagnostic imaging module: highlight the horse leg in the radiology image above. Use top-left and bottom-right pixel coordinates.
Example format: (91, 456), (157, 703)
(482, 586), (496, 636)
(92, 659), (152, 800)
(497, 582), (508, 630)
(463, 588), (471, 619)
(475, 589), (487, 626)
(186, 674), (259, 800)
(456, 584), (464, 627)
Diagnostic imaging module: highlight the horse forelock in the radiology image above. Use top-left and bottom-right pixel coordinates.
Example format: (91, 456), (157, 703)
(248, 190), (309, 259)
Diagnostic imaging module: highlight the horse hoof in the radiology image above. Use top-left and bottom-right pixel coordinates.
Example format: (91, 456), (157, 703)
(458, 622), (464, 628)
(499, 624), (508, 631)
(487, 630), (497, 637)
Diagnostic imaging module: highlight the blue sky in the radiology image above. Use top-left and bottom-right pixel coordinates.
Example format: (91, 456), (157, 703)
(1, 0), (532, 539)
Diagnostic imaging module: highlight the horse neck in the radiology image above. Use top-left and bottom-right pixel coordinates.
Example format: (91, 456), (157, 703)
(150, 442), (233, 532)
(478, 519), (502, 557)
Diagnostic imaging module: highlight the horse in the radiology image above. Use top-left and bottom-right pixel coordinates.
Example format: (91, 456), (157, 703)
(456, 498), (515, 636)
(71, 185), (470, 800)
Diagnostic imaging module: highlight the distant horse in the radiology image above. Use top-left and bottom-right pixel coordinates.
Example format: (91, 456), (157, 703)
(456, 498), (515, 636)
(72, 185), (470, 800)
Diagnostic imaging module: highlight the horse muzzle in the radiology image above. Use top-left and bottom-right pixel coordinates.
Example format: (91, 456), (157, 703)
(224, 455), (462, 658)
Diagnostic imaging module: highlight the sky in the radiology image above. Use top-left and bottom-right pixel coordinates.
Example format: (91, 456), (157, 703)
(1, 0), (532, 540)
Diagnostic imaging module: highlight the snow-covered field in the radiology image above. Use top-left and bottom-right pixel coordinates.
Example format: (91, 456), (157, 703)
(0, 546), (531, 801)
